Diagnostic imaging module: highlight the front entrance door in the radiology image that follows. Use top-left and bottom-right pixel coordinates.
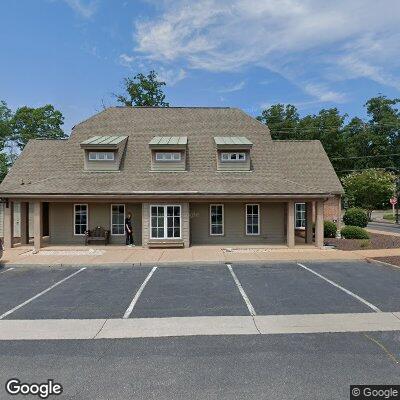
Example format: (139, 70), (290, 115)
(150, 205), (181, 239)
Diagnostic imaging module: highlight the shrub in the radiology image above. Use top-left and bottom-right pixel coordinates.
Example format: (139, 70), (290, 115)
(343, 208), (368, 228)
(340, 226), (370, 239)
(360, 239), (371, 248)
(324, 221), (337, 238)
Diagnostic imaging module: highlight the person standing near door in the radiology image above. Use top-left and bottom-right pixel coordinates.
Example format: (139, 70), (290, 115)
(125, 212), (134, 247)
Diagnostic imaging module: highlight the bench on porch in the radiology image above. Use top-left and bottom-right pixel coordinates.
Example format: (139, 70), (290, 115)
(85, 226), (110, 246)
(148, 240), (184, 248)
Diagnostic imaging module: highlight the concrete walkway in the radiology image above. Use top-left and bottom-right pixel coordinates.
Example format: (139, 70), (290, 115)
(1, 312), (400, 340)
(0, 244), (365, 266)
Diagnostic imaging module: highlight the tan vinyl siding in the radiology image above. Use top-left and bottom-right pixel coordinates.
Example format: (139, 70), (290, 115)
(190, 202), (285, 245)
(49, 202), (142, 245)
(142, 202), (190, 247)
(84, 150), (121, 171)
(216, 150), (251, 171)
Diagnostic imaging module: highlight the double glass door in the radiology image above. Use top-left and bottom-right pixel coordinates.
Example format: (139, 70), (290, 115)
(150, 205), (181, 239)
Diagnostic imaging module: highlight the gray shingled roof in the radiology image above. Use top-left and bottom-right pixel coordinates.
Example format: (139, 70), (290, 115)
(0, 107), (343, 196)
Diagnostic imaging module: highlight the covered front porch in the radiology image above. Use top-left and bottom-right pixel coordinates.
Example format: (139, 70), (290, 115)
(2, 198), (327, 251)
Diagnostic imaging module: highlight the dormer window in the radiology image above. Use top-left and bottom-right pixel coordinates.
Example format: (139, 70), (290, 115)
(155, 152), (182, 162)
(88, 151), (115, 161)
(214, 136), (253, 171)
(220, 152), (246, 162)
(149, 136), (187, 172)
(80, 135), (128, 172)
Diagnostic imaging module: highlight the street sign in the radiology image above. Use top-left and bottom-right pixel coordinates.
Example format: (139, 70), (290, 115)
(390, 197), (398, 205)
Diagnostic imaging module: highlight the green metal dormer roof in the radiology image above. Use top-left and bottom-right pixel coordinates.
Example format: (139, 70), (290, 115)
(149, 136), (188, 146)
(81, 135), (127, 145)
(214, 136), (253, 148)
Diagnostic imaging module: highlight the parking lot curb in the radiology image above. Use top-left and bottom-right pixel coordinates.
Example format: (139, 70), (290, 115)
(366, 257), (400, 271)
(0, 258), (372, 269)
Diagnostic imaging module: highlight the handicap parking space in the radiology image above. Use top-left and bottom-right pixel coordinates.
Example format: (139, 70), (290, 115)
(303, 260), (400, 312)
(130, 265), (249, 318)
(0, 267), (80, 318)
(5, 267), (152, 320)
(231, 262), (371, 315)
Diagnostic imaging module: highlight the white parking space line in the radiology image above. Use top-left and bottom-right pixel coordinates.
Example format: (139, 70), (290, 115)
(0, 268), (87, 320)
(226, 264), (256, 316)
(123, 266), (157, 319)
(0, 267), (14, 274)
(297, 263), (381, 313)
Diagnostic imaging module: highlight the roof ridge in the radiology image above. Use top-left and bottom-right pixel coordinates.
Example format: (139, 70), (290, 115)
(273, 139), (320, 142)
(111, 106), (232, 109)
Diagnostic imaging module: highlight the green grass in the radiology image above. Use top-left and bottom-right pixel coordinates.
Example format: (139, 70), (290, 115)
(383, 213), (396, 221)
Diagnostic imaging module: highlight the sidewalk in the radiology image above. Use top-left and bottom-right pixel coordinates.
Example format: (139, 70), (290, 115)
(0, 244), (364, 267)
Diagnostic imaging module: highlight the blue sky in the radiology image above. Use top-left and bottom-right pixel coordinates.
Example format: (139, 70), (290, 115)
(1, 0), (400, 133)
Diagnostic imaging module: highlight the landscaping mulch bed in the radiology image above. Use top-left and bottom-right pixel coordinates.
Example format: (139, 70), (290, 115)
(372, 256), (400, 268)
(325, 233), (400, 251)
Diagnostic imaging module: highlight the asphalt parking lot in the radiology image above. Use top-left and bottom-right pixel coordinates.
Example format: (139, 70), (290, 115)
(0, 260), (400, 399)
(0, 260), (400, 320)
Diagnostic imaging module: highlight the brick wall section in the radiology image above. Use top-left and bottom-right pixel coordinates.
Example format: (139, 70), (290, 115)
(311, 195), (341, 229)
(324, 196), (341, 223)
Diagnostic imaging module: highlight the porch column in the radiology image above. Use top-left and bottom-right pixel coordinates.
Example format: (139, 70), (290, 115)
(20, 202), (29, 245)
(315, 200), (324, 248)
(3, 200), (14, 249)
(33, 201), (43, 252)
(306, 202), (314, 244)
(286, 200), (295, 248)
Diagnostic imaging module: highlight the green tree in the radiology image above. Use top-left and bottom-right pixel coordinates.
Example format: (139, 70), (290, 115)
(10, 105), (65, 150)
(0, 153), (9, 182)
(256, 104), (299, 139)
(342, 169), (395, 214)
(0, 101), (12, 147)
(0, 101), (13, 180)
(115, 70), (169, 107)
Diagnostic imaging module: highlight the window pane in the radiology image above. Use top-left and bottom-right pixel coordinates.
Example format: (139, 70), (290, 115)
(151, 228), (158, 238)
(111, 205), (124, 235)
(167, 228), (173, 237)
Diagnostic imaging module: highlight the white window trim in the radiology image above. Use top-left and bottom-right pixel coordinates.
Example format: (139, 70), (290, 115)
(111, 204), (125, 236)
(220, 152), (247, 162)
(246, 204), (260, 236)
(155, 152), (182, 162)
(88, 151), (115, 161)
(149, 204), (182, 239)
(295, 202), (306, 230)
(73, 204), (88, 236)
(210, 204), (224, 236)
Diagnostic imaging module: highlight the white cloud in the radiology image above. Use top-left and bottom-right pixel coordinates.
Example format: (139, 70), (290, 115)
(119, 53), (136, 67)
(303, 83), (347, 103)
(63, 0), (98, 18)
(157, 68), (187, 86)
(132, 0), (400, 101)
(218, 80), (245, 93)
